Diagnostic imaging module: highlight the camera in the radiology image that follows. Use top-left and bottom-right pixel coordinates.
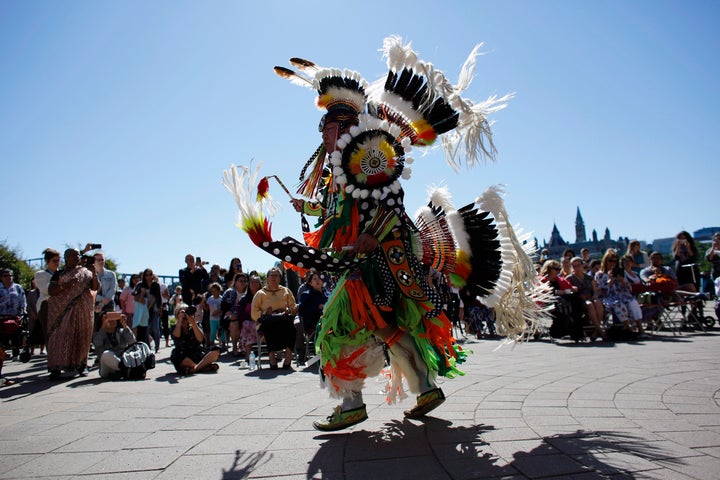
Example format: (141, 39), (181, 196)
(82, 255), (95, 268)
(185, 306), (197, 316)
(104, 311), (122, 325)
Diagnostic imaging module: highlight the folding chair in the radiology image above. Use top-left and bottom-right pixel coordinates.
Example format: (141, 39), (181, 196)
(651, 290), (706, 334)
(253, 328), (267, 370)
(295, 318), (318, 367)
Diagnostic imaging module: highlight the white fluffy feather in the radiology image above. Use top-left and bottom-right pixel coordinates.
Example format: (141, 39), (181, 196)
(474, 185), (554, 341)
(427, 184), (455, 213)
(221, 163), (264, 229)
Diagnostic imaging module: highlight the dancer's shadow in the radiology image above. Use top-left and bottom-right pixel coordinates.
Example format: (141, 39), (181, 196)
(305, 418), (500, 479)
(300, 420), (683, 479)
(213, 418), (686, 479)
(220, 450), (272, 480)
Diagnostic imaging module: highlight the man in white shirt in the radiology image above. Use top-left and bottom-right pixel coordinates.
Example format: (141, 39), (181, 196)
(93, 252), (117, 333)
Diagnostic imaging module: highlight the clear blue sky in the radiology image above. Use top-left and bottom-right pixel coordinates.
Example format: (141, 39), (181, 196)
(1, 1), (718, 278)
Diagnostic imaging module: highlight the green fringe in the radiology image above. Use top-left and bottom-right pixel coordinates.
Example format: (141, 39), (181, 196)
(316, 264), (468, 380)
(315, 273), (373, 369)
(319, 193), (356, 249)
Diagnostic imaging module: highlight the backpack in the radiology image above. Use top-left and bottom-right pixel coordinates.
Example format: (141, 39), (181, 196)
(120, 342), (155, 379)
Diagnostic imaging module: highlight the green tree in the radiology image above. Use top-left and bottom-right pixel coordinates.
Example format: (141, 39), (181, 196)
(104, 258), (118, 272)
(0, 241), (36, 289)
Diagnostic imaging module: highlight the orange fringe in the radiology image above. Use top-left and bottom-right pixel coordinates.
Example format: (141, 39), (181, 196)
(303, 223), (326, 249)
(322, 345), (370, 391)
(346, 279), (387, 332)
(333, 203), (360, 248)
(283, 261), (308, 278)
(301, 203), (359, 251)
(421, 310), (459, 367)
(384, 328), (405, 348)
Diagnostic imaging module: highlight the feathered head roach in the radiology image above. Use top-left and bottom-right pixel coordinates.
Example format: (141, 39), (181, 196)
(274, 59), (368, 127)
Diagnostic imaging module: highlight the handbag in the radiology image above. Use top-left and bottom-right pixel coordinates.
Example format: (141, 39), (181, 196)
(259, 313), (293, 325)
(0, 316), (21, 335)
(121, 342), (156, 379)
(650, 275), (678, 293)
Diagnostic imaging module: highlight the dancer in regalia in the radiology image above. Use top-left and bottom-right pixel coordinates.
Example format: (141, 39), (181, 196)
(224, 36), (550, 431)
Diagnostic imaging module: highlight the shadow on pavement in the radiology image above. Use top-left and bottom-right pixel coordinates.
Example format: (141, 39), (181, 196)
(202, 421), (686, 479)
(221, 450), (272, 480)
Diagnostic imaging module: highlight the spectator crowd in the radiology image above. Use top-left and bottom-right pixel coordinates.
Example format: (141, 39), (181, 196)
(0, 248), (334, 384)
(2, 230), (719, 386)
(536, 231), (720, 342)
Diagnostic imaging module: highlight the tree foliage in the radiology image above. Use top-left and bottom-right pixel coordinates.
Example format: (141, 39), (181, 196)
(0, 241), (36, 290)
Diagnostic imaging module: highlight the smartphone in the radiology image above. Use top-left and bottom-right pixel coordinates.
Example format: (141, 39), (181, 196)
(195, 256), (201, 264)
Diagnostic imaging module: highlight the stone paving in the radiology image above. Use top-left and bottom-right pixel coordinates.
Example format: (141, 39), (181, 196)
(2, 322), (720, 479)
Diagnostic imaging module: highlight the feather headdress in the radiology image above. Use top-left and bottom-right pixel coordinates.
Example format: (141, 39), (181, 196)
(368, 35), (512, 170)
(275, 60), (368, 119)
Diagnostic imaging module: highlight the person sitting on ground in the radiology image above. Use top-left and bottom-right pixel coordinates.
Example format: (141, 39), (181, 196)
(92, 312), (137, 379)
(170, 306), (219, 375)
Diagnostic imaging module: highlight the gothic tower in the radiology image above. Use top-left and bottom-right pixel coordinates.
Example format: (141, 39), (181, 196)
(549, 223), (567, 248)
(575, 207), (587, 243)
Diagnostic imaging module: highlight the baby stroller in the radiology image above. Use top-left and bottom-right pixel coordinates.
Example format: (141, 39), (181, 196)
(0, 314), (32, 363)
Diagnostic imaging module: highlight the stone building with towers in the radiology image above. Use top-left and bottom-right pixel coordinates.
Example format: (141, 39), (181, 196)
(538, 208), (628, 260)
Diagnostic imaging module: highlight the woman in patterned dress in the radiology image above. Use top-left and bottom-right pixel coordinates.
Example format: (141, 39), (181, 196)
(47, 249), (99, 379)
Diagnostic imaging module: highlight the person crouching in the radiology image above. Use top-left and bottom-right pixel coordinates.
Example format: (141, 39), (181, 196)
(92, 312), (137, 379)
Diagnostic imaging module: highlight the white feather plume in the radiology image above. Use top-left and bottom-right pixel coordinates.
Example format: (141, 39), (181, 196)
(474, 185), (554, 342)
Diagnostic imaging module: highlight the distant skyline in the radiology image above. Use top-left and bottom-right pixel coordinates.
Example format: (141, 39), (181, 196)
(1, 1), (718, 277)
(538, 206), (716, 248)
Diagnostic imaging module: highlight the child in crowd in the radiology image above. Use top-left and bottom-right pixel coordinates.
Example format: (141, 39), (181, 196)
(205, 283), (224, 348)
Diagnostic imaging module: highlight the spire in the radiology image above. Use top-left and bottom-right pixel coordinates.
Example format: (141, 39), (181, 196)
(549, 223), (566, 247)
(575, 207), (587, 243)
